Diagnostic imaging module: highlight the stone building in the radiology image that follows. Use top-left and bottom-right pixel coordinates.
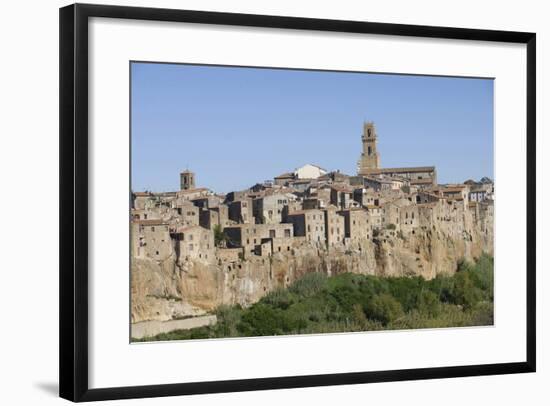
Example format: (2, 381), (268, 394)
(353, 187), (379, 207)
(302, 197), (327, 210)
(228, 198), (254, 224)
(318, 170), (351, 184)
(171, 225), (214, 263)
(382, 198), (413, 230)
(399, 203), (420, 233)
(356, 122), (437, 187)
(131, 208), (160, 221)
(366, 205), (383, 229)
(325, 206), (346, 247)
(131, 219), (172, 260)
(469, 183), (493, 202)
(223, 223), (293, 257)
(286, 209), (326, 244)
(199, 205), (230, 230)
(173, 200), (200, 226)
(364, 175), (408, 192)
(191, 195), (221, 210)
(362, 166), (437, 187)
(357, 121), (380, 172)
(132, 191), (154, 210)
(330, 184), (356, 209)
(338, 208), (371, 244)
(180, 169), (195, 190)
(252, 192), (295, 224)
(175, 187), (210, 202)
(273, 172), (295, 186)
(294, 163), (327, 180)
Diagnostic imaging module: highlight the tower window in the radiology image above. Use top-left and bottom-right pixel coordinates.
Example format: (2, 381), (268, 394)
(368, 146), (372, 155)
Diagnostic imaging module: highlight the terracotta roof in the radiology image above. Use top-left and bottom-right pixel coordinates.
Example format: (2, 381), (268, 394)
(287, 208), (323, 216)
(274, 172), (295, 179)
(172, 225), (202, 233)
(410, 178), (434, 185)
(133, 219), (168, 226)
(441, 187), (467, 193)
(330, 184), (354, 193)
(361, 166), (435, 174)
(178, 187), (209, 194)
(133, 192), (151, 197)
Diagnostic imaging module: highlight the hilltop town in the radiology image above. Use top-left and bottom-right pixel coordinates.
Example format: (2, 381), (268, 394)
(131, 122), (494, 327)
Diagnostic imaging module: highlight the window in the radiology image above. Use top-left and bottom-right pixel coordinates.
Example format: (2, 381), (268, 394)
(284, 229), (290, 238)
(189, 244), (193, 251)
(151, 226), (155, 232)
(144, 214), (148, 220)
(155, 251), (159, 255)
(269, 230), (276, 238)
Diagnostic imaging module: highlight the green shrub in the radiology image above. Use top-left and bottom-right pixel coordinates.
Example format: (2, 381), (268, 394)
(288, 272), (327, 297)
(140, 255), (494, 341)
(261, 288), (295, 310)
(364, 293), (404, 325)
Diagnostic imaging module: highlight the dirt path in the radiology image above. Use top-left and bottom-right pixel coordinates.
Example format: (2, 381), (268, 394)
(131, 315), (217, 339)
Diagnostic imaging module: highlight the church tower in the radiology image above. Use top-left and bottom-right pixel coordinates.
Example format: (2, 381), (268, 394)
(180, 169), (195, 190)
(357, 121), (380, 174)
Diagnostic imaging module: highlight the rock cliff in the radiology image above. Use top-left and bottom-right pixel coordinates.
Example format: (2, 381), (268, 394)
(131, 209), (493, 323)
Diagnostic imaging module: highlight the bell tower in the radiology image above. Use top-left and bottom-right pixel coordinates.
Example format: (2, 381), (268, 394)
(357, 121), (380, 174)
(180, 169), (195, 190)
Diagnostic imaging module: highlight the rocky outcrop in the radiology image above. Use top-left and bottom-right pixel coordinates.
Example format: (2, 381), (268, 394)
(131, 208), (493, 323)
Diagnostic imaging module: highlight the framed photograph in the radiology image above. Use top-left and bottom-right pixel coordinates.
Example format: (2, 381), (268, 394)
(59, 3), (536, 402)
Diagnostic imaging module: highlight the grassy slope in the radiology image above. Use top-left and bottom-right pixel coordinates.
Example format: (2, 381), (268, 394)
(135, 254), (494, 342)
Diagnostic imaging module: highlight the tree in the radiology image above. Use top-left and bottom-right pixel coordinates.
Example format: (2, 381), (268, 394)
(213, 224), (227, 247)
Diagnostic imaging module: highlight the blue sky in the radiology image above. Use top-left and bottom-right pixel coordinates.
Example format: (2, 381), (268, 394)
(131, 62), (493, 194)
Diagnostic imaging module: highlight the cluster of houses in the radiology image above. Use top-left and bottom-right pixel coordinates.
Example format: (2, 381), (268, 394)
(131, 123), (494, 265)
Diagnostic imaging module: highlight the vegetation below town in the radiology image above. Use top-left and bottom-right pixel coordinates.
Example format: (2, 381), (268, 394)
(135, 254), (493, 342)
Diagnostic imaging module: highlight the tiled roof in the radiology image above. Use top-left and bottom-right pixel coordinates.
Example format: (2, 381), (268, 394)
(133, 219), (167, 226)
(274, 172), (295, 179)
(361, 166), (435, 174)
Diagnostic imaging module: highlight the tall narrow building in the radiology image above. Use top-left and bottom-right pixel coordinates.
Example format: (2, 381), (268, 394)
(357, 121), (380, 174)
(180, 169), (195, 190)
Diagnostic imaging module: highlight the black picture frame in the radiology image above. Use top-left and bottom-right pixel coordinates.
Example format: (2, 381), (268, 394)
(59, 3), (536, 402)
